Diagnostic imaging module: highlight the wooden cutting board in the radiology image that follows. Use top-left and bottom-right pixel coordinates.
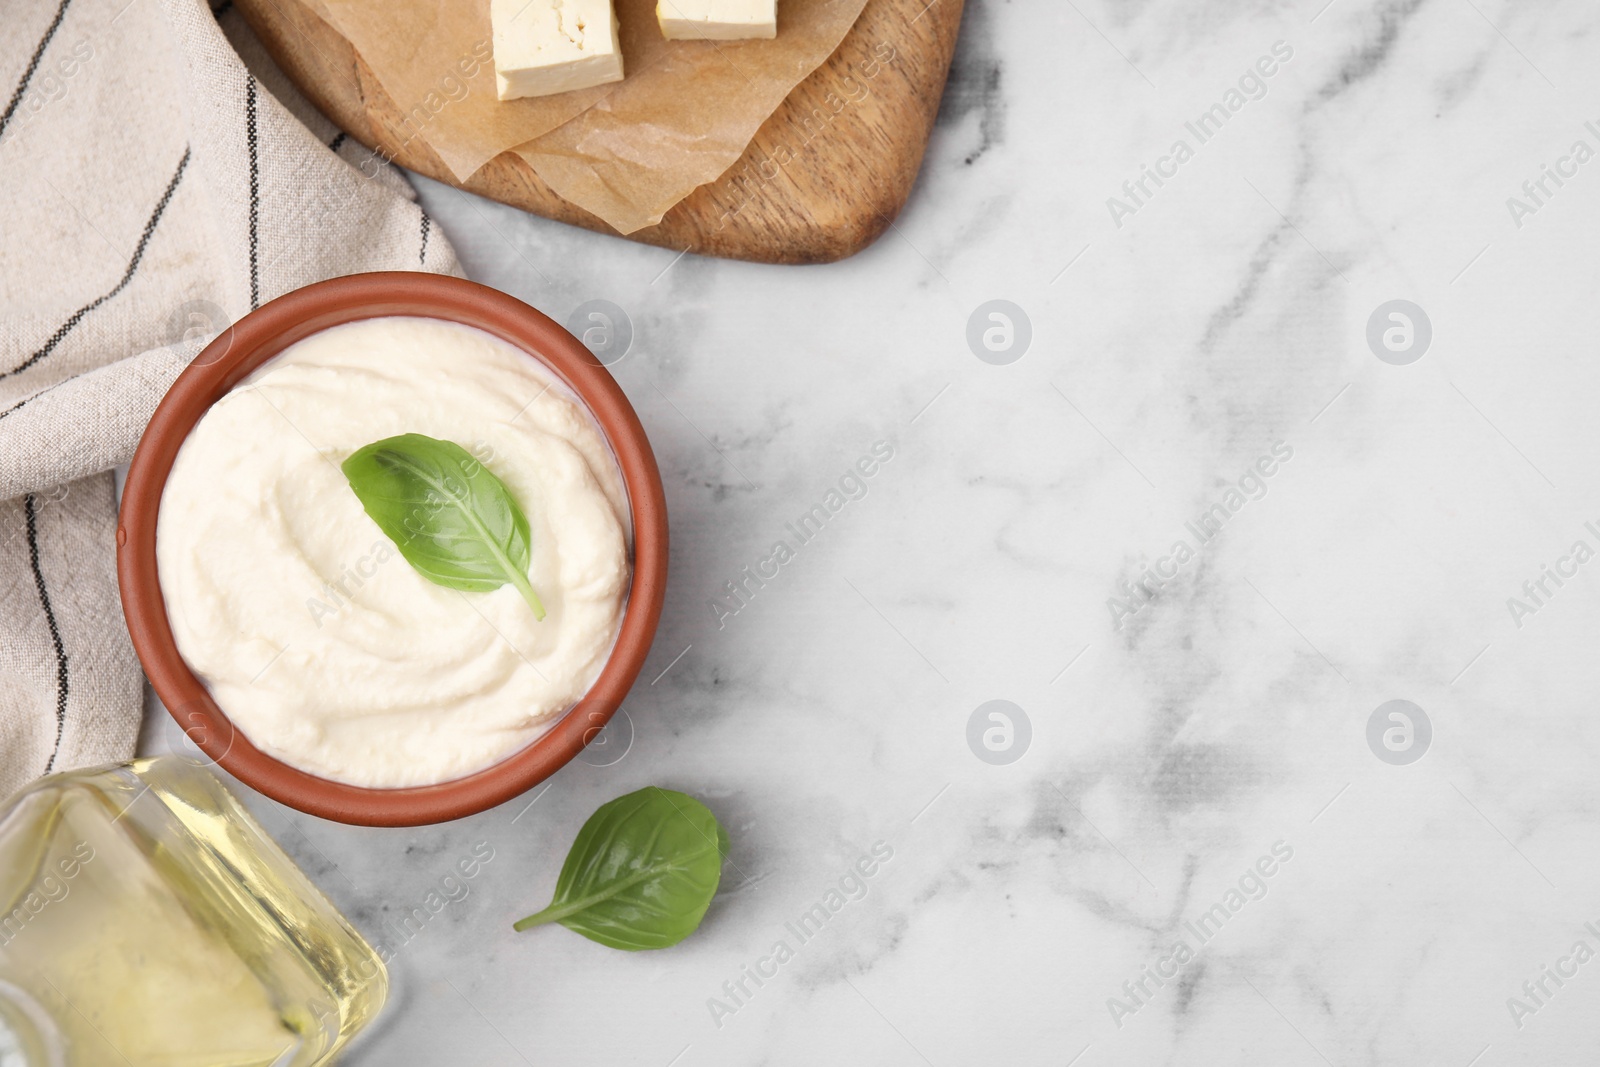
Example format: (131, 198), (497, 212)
(234, 0), (965, 264)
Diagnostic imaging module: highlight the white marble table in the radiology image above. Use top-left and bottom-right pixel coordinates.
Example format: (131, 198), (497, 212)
(152, 0), (1600, 1061)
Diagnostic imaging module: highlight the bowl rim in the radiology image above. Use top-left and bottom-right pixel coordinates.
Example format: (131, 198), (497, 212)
(117, 272), (667, 826)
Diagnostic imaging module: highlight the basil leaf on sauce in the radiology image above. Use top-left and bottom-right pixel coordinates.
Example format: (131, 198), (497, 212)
(340, 433), (546, 620)
(513, 787), (729, 950)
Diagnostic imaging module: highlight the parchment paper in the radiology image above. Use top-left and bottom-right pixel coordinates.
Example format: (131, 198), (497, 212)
(517, 0), (870, 234)
(317, 0), (615, 180)
(316, 0), (869, 234)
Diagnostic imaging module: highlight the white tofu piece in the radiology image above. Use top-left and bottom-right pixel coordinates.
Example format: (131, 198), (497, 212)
(491, 0), (625, 101)
(656, 0), (777, 41)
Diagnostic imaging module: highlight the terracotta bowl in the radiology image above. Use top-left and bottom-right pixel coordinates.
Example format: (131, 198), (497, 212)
(118, 273), (667, 827)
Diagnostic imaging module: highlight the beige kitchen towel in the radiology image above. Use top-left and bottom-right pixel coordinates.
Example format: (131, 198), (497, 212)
(0, 0), (461, 797)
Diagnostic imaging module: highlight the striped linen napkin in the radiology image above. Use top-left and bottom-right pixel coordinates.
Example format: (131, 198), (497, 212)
(0, 0), (461, 795)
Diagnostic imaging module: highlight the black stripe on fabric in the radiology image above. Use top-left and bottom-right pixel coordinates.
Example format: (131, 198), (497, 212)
(0, 393), (38, 419)
(1, 384), (54, 420)
(0, 366), (89, 420)
(25, 495), (69, 774)
(419, 214), (431, 267)
(328, 131), (346, 152)
(0, 146), (190, 381)
(247, 79), (260, 310)
(0, 0), (73, 143)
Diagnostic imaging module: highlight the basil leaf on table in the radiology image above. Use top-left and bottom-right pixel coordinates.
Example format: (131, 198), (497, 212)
(514, 787), (729, 950)
(340, 433), (546, 620)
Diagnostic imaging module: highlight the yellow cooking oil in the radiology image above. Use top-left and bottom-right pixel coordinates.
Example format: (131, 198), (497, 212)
(0, 757), (386, 1065)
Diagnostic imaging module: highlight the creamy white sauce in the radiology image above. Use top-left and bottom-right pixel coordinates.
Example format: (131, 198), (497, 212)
(156, 317), (631, 787)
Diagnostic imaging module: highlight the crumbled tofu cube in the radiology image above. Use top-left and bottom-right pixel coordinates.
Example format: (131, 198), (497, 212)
(656, 0), (777, 41)
(491, 0), (625, 101)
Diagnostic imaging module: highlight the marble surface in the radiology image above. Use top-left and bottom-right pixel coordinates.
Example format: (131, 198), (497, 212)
(148, 0), (1600, 1062)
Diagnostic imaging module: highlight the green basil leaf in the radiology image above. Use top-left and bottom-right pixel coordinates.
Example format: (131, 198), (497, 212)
(513, 787), (729, 950)
(340, 433), (545, 620)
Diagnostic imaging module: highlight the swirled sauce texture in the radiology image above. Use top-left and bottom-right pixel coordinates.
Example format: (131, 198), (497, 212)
(157, 317), (630, 787)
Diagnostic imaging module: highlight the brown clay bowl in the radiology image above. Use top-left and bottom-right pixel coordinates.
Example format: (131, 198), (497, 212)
(117, 273), (667, 826)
